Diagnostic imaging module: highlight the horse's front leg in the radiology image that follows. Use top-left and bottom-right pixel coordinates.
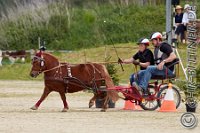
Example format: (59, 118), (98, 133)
(89, 94), (97, 108)
(30, 87), (50, 110)
(59, 92), (69, 112)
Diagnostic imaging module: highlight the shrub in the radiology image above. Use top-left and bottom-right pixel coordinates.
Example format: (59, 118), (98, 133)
(0, 3), (165, 50)
(105, 56), (119, 85)
(175, 65), (200, 100)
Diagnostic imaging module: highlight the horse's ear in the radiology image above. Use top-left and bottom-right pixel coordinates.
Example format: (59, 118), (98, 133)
(35, 50), (42, 57)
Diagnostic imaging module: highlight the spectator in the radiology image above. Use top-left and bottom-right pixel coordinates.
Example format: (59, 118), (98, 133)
(182, 4), (197, 43)
(182, 4), (196, 26)
(174, 5), (185, 43)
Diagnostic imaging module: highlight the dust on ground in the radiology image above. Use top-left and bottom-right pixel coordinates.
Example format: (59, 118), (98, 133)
(0, 80), (199, 133)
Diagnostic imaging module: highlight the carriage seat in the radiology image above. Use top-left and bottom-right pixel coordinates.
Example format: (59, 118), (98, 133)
(151, 58), (179, 80)
(151, 74), (176, 80)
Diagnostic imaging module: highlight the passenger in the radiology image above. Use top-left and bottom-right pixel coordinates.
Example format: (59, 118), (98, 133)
(132, 32), (177, 97)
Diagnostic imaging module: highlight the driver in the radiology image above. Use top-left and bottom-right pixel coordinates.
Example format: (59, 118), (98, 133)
(118, 38), (154, 86)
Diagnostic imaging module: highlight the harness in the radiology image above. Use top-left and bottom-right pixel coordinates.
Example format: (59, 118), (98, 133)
(63, 64), (105, 94)
(32, 55), (106, 94)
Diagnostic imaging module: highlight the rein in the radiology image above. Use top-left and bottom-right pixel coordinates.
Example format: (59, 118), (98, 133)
(41, 61), (119, 73)
(42, 64), (67, 73)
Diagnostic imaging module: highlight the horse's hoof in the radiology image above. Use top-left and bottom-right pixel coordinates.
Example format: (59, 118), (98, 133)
(89, 102), (94, 108)
(30, 105), (38, 110)
(100, 109), (106, 112)
(62, 108), (68, 112)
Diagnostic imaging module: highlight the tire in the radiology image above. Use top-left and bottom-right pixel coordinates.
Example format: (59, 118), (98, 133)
(157, 85), (181, 109)
(140, 99), (159, 111)
(140, 86), (159, 111)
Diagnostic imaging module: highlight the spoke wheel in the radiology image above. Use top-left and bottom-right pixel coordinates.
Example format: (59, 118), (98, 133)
(140, 87), (159, 110)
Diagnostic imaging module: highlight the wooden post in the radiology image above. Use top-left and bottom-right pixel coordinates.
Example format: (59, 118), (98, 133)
(84, 49), (87, 63)
(38, 37), (40, 49)
(0, 49), (2, 66)
(104, 45), (107, 62)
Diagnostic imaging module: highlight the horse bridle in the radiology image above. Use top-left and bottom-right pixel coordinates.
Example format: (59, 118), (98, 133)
(32, 55), (67, 74)
(32, 56), (46, 74)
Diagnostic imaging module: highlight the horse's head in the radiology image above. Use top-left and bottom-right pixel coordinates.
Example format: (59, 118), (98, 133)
(30, 52), (46, 78)
(30, 51), (60, 78)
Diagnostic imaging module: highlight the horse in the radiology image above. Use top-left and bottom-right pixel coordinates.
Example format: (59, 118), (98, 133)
(5, 50), (26, 64)
(30, 51), (118, 112)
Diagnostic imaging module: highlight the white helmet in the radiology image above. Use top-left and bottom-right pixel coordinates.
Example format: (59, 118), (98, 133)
(150, 32), (162, 40)
(137, 38), (150, 46)
(184, 4), (190, 10)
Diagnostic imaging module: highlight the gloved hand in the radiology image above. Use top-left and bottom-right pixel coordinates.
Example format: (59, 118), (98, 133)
(118, 58), (123, 64)
(132, 60), (140, 65)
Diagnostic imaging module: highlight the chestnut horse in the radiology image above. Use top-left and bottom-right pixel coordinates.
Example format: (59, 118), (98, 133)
(30, 52), (118, 112)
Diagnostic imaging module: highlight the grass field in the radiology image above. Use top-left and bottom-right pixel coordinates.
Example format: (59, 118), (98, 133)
(0, 43), (199, 84)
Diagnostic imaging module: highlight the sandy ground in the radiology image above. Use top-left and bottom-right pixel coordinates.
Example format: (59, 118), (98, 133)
(0, 80), (199, 133)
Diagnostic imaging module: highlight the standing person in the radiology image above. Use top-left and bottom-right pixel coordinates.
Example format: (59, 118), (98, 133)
(118, 38), (154, 86)
(182, 4), (197, 43)
(132, 32), (177, 96)
(174, 5), (185, 43)
(182, 4), (196, 26)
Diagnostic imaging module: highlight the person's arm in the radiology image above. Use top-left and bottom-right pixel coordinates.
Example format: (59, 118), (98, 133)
(157, 53), (176, 70)
(175, 23), (181, 26)
(122, 58), (134, 64)
(122, 52), (139, 64)
(139, 62), (150, 68)
(182, 13), (188, 26)
(163, 52), (176, 63)
(157, 44), (177, 70)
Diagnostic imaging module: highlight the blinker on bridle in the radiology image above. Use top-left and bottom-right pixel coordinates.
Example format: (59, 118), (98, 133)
(32, 55), (45, 73)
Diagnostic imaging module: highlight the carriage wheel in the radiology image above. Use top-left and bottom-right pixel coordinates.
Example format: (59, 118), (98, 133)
(140, 100), (159, 110)
(140, 87), (159, 110)
(157, 85), (181, 109)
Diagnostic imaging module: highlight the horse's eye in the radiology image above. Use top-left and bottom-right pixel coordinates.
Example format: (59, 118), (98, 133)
(31, 59), (36, 65)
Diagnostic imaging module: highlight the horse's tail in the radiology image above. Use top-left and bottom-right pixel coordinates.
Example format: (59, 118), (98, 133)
(101, 65), (119, 102)
(107, 91), (119, 102)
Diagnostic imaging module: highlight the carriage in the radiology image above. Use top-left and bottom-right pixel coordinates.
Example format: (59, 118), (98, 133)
(30, 51), (181, 112)
(98, 58), (181, 111)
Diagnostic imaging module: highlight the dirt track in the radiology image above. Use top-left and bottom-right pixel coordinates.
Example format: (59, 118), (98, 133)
(0, 80), (199, 133)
